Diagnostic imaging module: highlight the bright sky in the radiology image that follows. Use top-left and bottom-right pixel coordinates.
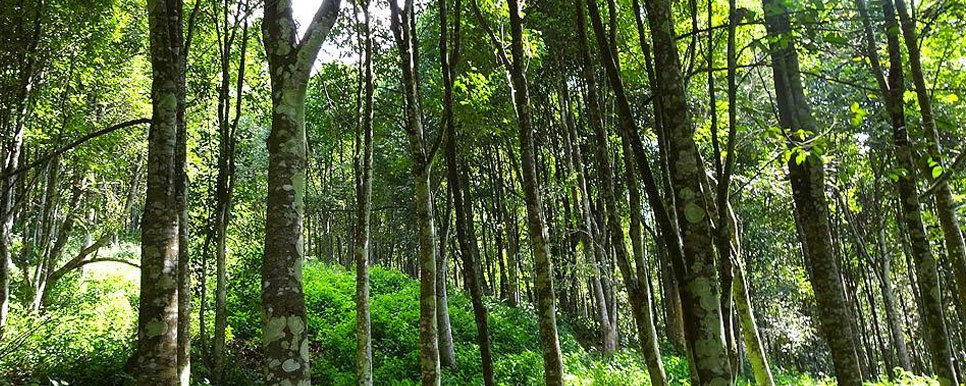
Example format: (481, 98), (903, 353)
(289, 0), (393, 68)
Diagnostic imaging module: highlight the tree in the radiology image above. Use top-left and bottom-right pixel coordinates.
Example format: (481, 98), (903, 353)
(762, 0), (863, 383)
(387, 0), (442, 383)
(855, 0), (958, 383)
(574, 0), (665, 382)
(639, 0), (734, 380)
(138, 0), (186, 384)
(505, 0), (564, 383)
(210, 0), (250, 382)
(353, 0), (375, 383)
(260, 0), (341, 384)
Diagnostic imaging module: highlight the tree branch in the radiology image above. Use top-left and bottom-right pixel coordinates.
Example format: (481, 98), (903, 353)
(1, 118), (150, 179)
(296, 0), (343, 74)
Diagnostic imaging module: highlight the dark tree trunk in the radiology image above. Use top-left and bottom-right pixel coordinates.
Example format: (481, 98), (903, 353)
(762, 0), (863, 383)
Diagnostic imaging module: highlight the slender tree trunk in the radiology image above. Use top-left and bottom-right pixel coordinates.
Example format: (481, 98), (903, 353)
(853, 0), (914, 372)
(733, 253), (775, 386)
(576, 0), (666, 381)
(354, 3), (375, 384)
(388, 1), (441, 383)
(892, 0), (966, 321)
(506, 0), (564, 383)
(762, 0), (863, 383)
(436, 0), (462, 368)
(882, 2), (957, 383)
(138, 0), (185, 383)
(260, 1), (340, 384)
(558, 76), (616, 354)
(212, 14), (248, 386)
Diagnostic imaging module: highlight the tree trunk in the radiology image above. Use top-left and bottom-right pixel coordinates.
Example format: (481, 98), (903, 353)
(892, 0), (966, 322)
(576, 0), (666, 381)
(388, 1), (441, 383)
(506, 0), (564, 383)
(639, 0), (733, 381)
(354, 3), (375, 385)
(762, 0), (863, 383)
(138, 0), (185, 383)
(212, 11), (248, 385)
(260, 1), (340, 384)
(853, 0), (914, 372)
(436, 0), (462, 369)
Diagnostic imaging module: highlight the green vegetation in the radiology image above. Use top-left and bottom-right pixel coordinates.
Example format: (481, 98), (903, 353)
(3, 0), (966, 384)
(0, 253), (942, 385)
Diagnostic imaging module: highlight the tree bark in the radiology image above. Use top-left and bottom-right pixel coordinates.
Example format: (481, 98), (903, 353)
(138, 0), (185, 383)
(354, 2), (375, 385)
(260, 1), (340, 384)
(388, 1), (441, 383)
(506, 0), (564, 383)
(892, 0), (966, 332)
(639, 0), (734, 381)
(761, 0), (863, 383)
(876, 1), (958, 383)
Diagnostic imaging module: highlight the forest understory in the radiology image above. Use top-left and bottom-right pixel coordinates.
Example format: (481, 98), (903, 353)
(1, 0), (966, 384)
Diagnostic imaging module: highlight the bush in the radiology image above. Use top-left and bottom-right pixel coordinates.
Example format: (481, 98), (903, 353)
(0, 265), (139, 386)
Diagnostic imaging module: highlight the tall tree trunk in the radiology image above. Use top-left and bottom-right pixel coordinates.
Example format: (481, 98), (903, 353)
(388, 1), (441, 383)
(354, 3), (375, 385)
(577, 0), (666, 382)
(260, 1), (340, 384)
(881, 1), (957, 383)
(853, 0), (914, 372)
(212, 11), (248, 386)
(639, 0), (733, 381)
(892, 0), (966, 321)
(762, 0), (863, 383)
(139, 0), (185, 383)
(436, 0), (462, 368)
(506, 0), (564, 383)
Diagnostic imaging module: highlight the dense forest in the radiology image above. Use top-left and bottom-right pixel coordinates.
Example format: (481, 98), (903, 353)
(1, 0), (966, 384)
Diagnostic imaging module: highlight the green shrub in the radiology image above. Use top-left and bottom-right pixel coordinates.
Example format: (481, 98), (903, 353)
(0, 266), (139, 386)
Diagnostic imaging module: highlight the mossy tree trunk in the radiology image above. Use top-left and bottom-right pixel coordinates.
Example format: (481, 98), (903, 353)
(506, 0), (564, 383)
(260, 1), (340, 384)
(353, 1), (375, 384)
(640, 0), (734, 381)
(139, 0), (185, 384)
(388, 0), (442, 383)
(762, 0), (863, 383)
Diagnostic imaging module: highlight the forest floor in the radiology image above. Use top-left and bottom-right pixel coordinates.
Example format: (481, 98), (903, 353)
(0, 242), (940, 386)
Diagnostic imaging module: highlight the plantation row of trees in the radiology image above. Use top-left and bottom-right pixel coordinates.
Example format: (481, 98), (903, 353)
(1, 0), (966, 384)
